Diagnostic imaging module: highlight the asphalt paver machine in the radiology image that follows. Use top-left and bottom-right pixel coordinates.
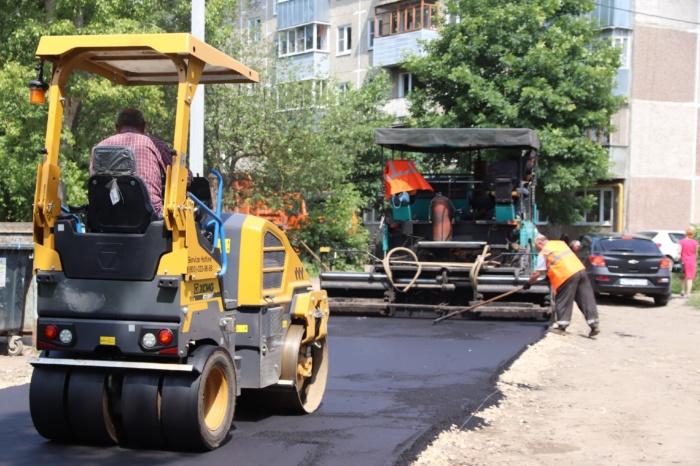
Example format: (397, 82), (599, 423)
(321, 128), (552, 318)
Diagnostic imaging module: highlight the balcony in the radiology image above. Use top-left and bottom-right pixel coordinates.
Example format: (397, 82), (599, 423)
(276, 0), (330, 29)
(373, 29), (438, 68)
(277, 52), (329, 82)
(371, 0), (439, 68)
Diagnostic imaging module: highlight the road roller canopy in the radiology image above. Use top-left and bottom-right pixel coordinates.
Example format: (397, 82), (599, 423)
(375, 128), (540, 153)
(32, 33), (260, 243)
(34, 33), (259, 85)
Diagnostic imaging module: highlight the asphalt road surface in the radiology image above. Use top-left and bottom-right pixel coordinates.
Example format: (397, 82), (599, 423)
(0, 316), (546, 466)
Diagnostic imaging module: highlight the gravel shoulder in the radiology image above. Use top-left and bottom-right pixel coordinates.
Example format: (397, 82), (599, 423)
(2, 296), (699, 465)
(413, 295), (700, 465)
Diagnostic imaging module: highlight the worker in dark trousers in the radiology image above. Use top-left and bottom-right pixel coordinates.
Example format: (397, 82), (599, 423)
(524, 234), (600, 337)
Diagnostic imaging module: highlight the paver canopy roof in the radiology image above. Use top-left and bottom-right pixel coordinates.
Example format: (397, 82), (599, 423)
(375, 128), (541, 153)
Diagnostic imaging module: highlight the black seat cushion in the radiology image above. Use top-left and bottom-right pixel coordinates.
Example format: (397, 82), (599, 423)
(493, 179), (516, 204)
(87, 174), (157, 233)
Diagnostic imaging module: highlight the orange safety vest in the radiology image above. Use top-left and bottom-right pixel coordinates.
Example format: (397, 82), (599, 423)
(384, 160), (434, 198)
(540, 240), (585, 294)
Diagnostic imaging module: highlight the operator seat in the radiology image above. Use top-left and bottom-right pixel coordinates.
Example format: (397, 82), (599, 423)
(486, 158), (522, 220)
(87, 145), (158, 233)
(492, 178), (518, 204)
(53, 145), (170, 281)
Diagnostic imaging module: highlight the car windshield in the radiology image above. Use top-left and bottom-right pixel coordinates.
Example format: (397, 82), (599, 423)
(669, 233), (685, 243)
(599, 238), (660, 253)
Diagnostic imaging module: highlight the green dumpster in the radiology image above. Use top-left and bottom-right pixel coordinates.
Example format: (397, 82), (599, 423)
(0, 244), (33, 356)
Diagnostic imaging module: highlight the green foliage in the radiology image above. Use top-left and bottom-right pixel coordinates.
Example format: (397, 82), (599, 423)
(201, 29), (392, 255)
(0, 0), (392, 257)
(300, 184), (369, 251)
(320, 71), (394, 209)
(0, 0), (193, 220)
(0, 62), (51, 220)
(404, 0), (625, 225)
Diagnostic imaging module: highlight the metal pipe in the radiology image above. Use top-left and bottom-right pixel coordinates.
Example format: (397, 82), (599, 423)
(321, 272), (388, 281)
(433, 286), (526, 324)
(417, 241), (488, 248)
(320, 272), (535, 288)
(596, 182), (624, 232)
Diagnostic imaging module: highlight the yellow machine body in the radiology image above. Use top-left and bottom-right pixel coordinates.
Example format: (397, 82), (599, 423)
(28, 34), (329, 451)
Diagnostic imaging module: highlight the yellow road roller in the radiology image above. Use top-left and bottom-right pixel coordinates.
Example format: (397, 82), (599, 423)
(28, 33), (329, 451)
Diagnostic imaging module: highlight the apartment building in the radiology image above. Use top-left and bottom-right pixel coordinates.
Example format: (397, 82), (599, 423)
(618, 1), (699, 233)
(581, 0), (700, 234)
(242, 0), (700, 233)
(243, 0), (436, 107)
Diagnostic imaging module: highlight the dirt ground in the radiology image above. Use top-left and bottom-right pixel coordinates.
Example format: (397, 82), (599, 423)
(1, 296), (699, 465)
(413, 295), (700, 465)
(0, 338), (36, 389)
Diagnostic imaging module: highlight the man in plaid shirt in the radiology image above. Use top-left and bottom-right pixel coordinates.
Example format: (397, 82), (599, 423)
(94, 108), (192, 218)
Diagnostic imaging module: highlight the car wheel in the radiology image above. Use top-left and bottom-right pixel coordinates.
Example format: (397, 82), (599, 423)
(653, 294), (671, 306)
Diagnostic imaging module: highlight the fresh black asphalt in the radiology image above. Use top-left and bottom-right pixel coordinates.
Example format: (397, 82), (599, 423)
(0, 316), (546, 466)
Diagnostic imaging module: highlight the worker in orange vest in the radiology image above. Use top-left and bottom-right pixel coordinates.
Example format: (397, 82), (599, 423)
(524, 234), (600, 337)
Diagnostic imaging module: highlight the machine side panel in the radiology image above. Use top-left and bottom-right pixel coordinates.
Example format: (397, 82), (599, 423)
(54, 219), (171, 281)
(235, 306), (287, 389)
(219, 213), (245, 308)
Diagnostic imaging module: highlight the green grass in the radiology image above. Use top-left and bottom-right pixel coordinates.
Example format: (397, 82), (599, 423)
(687, 295), (700, 308)
(672, 273), (700, 308)
(671, 273), (700, 293)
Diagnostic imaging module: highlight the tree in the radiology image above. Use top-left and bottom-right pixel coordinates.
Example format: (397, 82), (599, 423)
(202, 24), (393, 256)
(0, 0), (393, 260)
(403, 0), (625, 225)
(0, 0), (192, 221)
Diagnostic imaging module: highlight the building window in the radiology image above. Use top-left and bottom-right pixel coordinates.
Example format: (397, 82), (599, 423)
(277, 23), (329, 57)
(612, 29), (630, 68)
(276, 0), (292, 16)
(575, 188), (614, 226)
(247, 18), (262, 42)
(586, 128), (607, 145)
(287, 28), (297, 54)
(590, 0), (632, 29)
(337, 25), (352, 55)
(398, 73), (414, 97)
(368, 18), (375, 50)
(375, 0), (439, 38)
(276, 80), (328, 111)
(363, 207), (383, 225)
